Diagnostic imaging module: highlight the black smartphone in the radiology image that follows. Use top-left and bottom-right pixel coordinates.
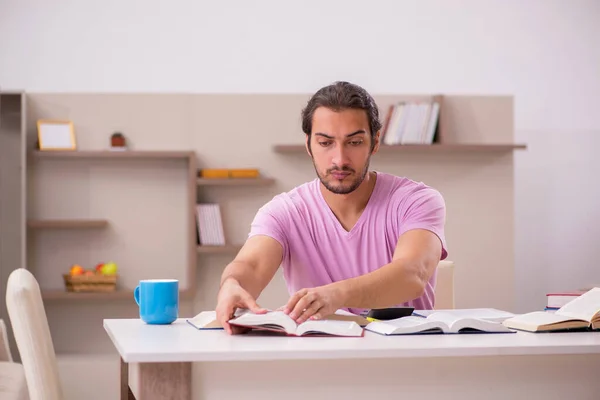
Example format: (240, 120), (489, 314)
(366, 307), (414, 320)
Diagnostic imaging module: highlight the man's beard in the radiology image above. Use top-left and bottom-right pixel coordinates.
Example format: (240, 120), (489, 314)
(313, 157), (371, 195)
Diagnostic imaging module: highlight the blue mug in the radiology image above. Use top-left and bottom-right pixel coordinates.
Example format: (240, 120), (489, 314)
(134, 279), (179, 324)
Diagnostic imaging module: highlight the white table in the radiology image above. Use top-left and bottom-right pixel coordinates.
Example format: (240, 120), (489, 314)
(104, 318), (600, 400)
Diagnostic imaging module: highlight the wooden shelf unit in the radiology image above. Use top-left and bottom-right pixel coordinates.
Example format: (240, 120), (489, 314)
(41, 288), (194, 301)
(26, 149), (199, 300)
(197, 177), (275, 186)
(6, 93), (524, 357)
(273, 143), (527, 154)
(41, 290), (134, 300)
(30, 150), (195, 160)
(27, 219), (109, 229)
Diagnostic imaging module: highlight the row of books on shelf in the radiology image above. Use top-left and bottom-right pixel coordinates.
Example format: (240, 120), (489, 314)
(380, 95), (441, 146)
(187, 287), (600, 337)
(195, 203), (225, 246)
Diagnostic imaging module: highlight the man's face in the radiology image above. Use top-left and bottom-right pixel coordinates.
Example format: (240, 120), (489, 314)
(306, 107), (379, 195)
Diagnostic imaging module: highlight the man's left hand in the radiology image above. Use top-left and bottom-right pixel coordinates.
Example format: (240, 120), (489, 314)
(284, 284), (345, 324)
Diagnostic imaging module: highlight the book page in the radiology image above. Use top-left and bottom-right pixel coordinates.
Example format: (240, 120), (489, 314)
(365, 316), (446, 335)
(333, 309), (356, 316)
(557, 287), (600, 322)
(502, 311), (583, 332)
(426, 312), (465, 327)
(415, 308), (515, 323)
(228, 311), (297, 334)
(296, 319), (363, 337)
(427, 312), (512, 333)
(426, 312), (475, 332)
(187, 311), (221, 329)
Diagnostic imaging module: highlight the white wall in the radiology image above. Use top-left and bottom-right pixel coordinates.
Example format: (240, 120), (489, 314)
(1, 0), (599, 311)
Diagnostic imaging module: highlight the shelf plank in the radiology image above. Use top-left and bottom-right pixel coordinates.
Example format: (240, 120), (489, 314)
(0, 90), (24, 95)
(30, 150), (194, 160)
(273, 143), (527, 153)
(41, 288), (194, 301)
(27, 219), (109, 229)
(41, 290), (134, 300)
(197, 244), (243, 254)
(197, 177), (275, 186)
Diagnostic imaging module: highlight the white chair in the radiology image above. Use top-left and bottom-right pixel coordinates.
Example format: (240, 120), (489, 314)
(0, 361), (29, 400)
(434, 260), (455, 309)
(6, 268), (63, 400)
(0, 319), (29, 400)
(0, 319), (14, 362)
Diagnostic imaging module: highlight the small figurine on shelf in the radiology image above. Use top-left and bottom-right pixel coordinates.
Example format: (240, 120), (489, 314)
(110, 132), (127, 151)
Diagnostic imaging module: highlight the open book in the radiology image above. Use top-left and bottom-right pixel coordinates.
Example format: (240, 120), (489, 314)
(412, 308), (515, 323)
(502, 287), (600, 332)
(365, 311), (514, 335)
(228, 310), (365, 337)
(186, 311), (223, 330)
(186, 309), (368, 336)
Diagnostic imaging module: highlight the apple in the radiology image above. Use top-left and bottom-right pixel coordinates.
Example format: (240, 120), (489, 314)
(95, 263), (104, 274)
(101, 261), (118, 275)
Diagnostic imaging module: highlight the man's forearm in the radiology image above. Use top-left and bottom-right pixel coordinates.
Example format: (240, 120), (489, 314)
(331, 257), (432, 309)
(220, 260), (264, 300)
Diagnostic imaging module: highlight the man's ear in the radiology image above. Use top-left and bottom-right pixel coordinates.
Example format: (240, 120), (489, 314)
(305, 134), (312, 157)
(371, 130), (381, 155)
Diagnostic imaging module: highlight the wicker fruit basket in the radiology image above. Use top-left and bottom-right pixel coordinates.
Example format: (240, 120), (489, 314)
(63, 273), (118, 293)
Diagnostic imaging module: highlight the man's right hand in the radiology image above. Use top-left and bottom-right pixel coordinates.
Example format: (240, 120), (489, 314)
(215, 278), (268, 335)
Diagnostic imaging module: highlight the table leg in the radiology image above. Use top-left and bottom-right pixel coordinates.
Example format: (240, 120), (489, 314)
(138, 362), (191, 400)
(120, 357), (128, 399)
(120, 357), (136, 400)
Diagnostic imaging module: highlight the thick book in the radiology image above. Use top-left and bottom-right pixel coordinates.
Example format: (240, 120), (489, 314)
(228, 310), (365, 337)
(503, 287), (600, 332)
(187, 310), (368, 334)
(364, 311), (514, 335)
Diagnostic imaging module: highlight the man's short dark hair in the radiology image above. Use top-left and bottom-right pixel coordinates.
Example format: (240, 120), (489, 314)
(301, 81), (382, 151)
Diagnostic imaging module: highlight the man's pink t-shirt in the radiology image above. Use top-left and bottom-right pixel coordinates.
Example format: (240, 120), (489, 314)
(248, 171), (448, 315)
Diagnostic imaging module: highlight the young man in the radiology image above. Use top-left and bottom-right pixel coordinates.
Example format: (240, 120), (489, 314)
(216, 81), (448, 334)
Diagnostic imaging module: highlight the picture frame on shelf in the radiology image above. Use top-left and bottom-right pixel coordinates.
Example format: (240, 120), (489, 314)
(37, 119), (76, 150)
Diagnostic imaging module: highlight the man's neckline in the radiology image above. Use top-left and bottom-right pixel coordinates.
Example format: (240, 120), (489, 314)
(315, 171), (382, 236)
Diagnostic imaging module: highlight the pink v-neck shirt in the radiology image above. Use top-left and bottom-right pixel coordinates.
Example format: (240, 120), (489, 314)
(248, 171), (448, 315)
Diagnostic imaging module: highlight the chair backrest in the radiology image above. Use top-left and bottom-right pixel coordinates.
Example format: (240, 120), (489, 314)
(0, 319), (29, 400)
(434, 260), (455, 309)
(0, 361), (29, 400)
(6, 268), (63, 400)
(0, 319), (14, 362)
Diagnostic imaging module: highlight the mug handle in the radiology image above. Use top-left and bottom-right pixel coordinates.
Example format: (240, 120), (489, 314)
(134, 285), (140, 306)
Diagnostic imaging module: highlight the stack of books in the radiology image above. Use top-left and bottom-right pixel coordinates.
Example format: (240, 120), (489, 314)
(380, 96), (441, 146)
(503, 287), (600, 332)
(195, 203), (225, 246)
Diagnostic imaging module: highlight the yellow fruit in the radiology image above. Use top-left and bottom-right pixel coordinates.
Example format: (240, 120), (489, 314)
(101, 262), (118, 275)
